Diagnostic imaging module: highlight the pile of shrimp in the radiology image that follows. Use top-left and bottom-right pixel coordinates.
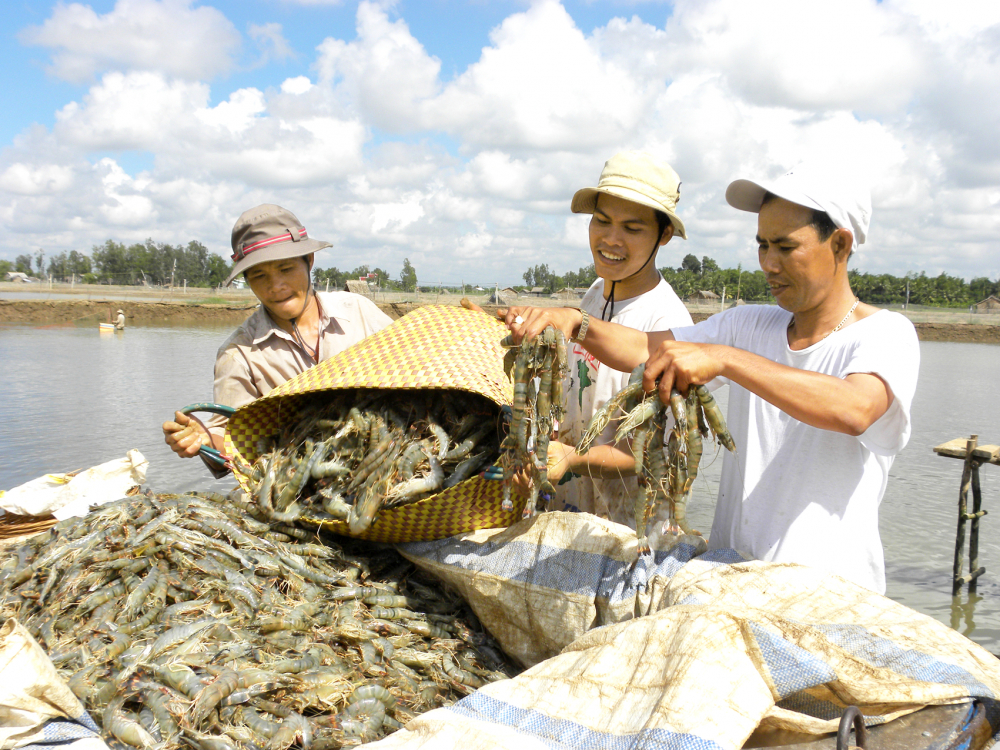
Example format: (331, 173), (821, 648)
(497, 327), (569, 518)
(0, 491), (518, 749)
(578, 366), (736, 554)
(244, 389), (503, 534)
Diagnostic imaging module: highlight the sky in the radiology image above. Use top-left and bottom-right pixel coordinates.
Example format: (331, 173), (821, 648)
(1, 0), (999, 288)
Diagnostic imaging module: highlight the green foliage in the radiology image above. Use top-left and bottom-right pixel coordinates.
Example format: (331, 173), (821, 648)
(87, 238), (232, 286)
(0, 260), (12, 275)
(15, 254), (32, 274)
(681, 254), (702, 275)
(400, 258), (418, 292)
(313, 266), (348, 289)
(523, 263), (558, 292)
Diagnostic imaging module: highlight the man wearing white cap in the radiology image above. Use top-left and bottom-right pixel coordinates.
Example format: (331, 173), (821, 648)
(507, 162), (919, 593)
(163, 204), (393, 465)
(540, 151), (692, 524)
(113, 309), (125, 330)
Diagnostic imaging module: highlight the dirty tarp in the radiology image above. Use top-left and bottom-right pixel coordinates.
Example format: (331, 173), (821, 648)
(365, 512), (1000, 749)
(0, 619), (107, 750)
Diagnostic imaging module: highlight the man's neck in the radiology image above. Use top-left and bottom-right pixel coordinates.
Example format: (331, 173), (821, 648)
(787, 287), (859, 348)
(602, 267), (660, 303)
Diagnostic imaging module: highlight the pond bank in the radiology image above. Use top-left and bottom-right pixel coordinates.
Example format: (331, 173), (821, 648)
(2, 298), (999, 344)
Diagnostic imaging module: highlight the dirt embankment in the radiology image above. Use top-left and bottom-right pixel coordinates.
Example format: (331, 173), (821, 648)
(3, 299), (999, 344)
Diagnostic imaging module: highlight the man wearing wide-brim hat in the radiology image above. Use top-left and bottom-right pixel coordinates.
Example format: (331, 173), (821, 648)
(113, 309), (126, 330)
(162, 204), (393, 466)
(505, 160), (920, 594)
(536, 151), (694, 526)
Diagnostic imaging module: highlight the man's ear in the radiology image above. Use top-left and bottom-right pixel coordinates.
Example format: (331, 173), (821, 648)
(831, 228), (853, 259)
(305, 253), (315, 272)
(658, 223), (675, 247)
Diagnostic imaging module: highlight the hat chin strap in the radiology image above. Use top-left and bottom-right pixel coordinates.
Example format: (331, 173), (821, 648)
(601, 238), (660, 322)
(289, 280), (318, 363)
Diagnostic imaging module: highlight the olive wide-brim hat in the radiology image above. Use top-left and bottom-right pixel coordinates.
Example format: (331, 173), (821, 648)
(224, 204), (331, 286)
(570, 151), (687, 239)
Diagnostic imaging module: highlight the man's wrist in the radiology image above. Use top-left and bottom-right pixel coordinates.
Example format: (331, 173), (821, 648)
(571, 309), (590, 343)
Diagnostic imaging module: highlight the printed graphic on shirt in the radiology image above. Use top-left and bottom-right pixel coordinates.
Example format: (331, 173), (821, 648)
(576, 359), (592, 407)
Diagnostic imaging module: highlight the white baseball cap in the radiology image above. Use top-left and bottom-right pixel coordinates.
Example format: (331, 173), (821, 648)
(725, 162), (871, 251)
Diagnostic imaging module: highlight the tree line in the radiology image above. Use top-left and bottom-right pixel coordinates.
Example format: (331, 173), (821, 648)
(0, 240), (230, 287)
(3, 242), (997, 308)
(519, 254), (1000, 308)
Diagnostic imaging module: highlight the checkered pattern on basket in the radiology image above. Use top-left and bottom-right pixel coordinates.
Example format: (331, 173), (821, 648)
(225, 304), (517, 542)
(303, 478), (527, 543)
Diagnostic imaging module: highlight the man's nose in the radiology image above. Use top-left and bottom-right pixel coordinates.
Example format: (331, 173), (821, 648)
(759, 247), (780, 273)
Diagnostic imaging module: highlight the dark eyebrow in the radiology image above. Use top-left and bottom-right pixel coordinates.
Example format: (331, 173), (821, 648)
(596, 208), (649, 226)
(756, 234), (794, 244)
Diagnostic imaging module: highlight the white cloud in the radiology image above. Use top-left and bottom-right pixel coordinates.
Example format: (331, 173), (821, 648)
(196, 88), (268, 134)
(281, 76), (314, 95)
(249, 22), (295, 67)
(0, 163), (75, 195)
(315, 2), (441, 131)
(427, 1), (648, 150)
(21, 0), (241, 83)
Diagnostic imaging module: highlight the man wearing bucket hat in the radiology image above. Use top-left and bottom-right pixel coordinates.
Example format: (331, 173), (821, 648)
(113, 309), (125, 330)
(533, 151), (693, 524)
(162, 204), (393, 464)
(507, 161), (919, 593)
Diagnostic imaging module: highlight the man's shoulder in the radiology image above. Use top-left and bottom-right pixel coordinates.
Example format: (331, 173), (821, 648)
(850, 309), (919, 350)
(703, 303), (788, 330)
(318, 291), (380, 315)
(217, 308), (265, 356)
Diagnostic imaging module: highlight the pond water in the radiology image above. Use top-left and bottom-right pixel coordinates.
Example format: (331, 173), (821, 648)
(1, 322), (998, 651)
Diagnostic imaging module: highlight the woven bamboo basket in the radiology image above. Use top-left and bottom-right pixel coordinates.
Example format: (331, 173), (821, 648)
(225, 304), (522, 543)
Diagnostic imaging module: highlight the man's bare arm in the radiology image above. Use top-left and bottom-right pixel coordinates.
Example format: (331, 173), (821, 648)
(503, 306), (674, 372)
(645, 340), (894, 436)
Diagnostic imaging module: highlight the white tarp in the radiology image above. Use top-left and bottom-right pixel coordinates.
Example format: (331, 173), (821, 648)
(364, 512), (1000, 749)
(0, 619), (106, 750)
(0, 450), (147, 520)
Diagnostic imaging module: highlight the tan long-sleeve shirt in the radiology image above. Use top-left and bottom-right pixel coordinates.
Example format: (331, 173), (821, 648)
(206, 291), (393, 439)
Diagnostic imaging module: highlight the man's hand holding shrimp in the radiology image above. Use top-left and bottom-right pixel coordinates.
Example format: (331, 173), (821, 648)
(642, 338), (727, 402)
(504, 306), (582, 344)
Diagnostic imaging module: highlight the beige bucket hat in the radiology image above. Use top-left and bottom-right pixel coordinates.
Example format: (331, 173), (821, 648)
(571, 151), (687, 239)
(225, 204), (331, 286)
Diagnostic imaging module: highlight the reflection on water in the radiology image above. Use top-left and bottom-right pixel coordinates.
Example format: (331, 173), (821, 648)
(1, 325), (999, 651)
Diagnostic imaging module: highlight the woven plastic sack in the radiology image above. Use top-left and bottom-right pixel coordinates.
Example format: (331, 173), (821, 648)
(379, 513), (1000, 749)
(224, 304), (521, 543)
(0, 619), (105, 750)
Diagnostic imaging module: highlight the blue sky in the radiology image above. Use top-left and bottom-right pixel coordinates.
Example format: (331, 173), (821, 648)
(1, 0), (998, 287)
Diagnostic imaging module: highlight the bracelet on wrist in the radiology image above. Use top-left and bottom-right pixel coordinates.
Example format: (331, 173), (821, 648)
(571, 309), (590, 343)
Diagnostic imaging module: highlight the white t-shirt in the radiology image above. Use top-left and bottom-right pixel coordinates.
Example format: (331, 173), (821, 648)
(672, 305), (920, 593)
(555, 276), (692, 524)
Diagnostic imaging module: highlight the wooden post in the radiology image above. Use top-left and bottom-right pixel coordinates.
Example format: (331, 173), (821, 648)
(950, 435), (987, 596)
(970, 453), (986, 595)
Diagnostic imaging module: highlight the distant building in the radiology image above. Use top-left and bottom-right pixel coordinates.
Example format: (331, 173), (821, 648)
(972, 295), (1000, 314)
(687, 290), (721, 302)
(529, 286), (547, 296)
(486, 289), (517, 305)
(5, 272), (30, 282)
(346, 280), (373, 297)
(551, 288), (580, 301)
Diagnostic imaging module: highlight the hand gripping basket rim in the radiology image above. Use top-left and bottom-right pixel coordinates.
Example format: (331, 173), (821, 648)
(225, 304), (523, 543)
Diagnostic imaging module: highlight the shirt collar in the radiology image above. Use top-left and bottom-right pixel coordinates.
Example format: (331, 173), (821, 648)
(247, 292), (347, 346)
